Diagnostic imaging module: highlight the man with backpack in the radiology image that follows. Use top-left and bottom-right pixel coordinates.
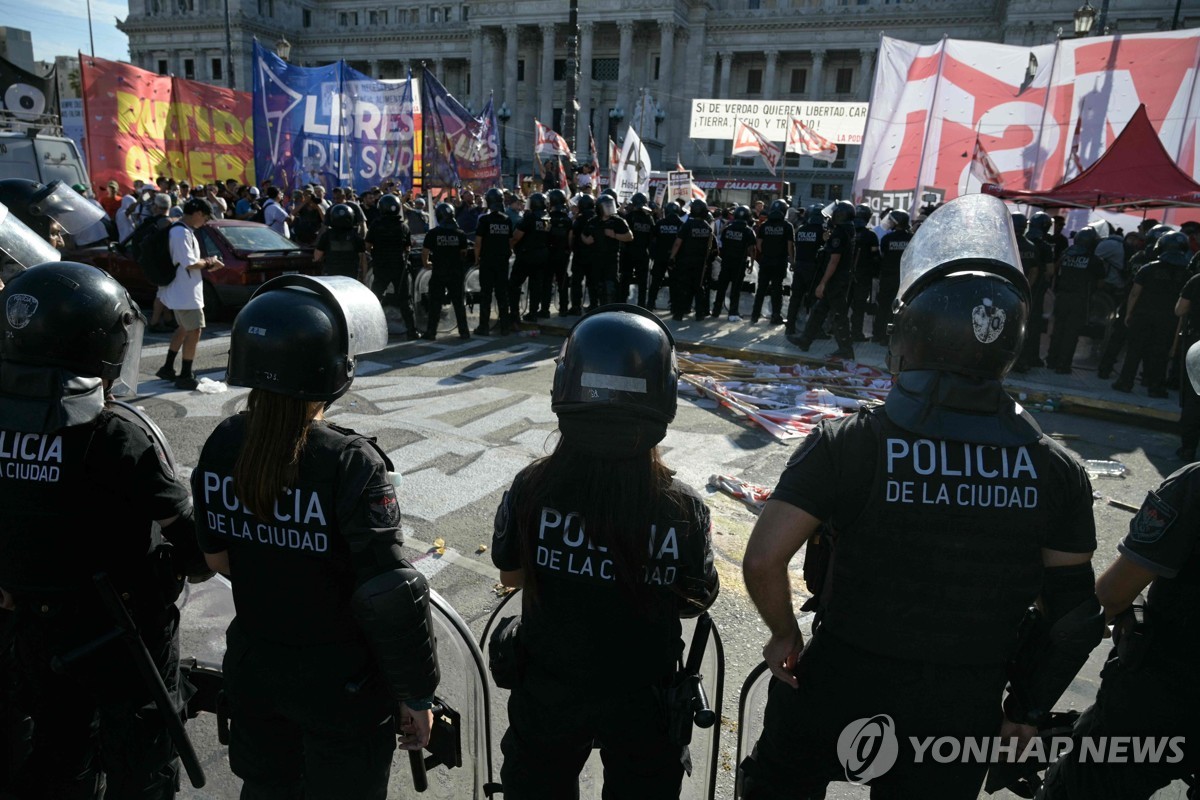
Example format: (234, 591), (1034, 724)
(154, 198), (222, 390)
(126, 193), (177, 332)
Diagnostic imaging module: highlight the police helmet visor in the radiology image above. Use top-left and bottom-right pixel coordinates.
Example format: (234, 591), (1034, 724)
(29, 180), (107, 235)
(112, 309), (145, 397)
(1088, 219), (1111, 239)
(0, 203), (61, 269)
(249, 274), (388, 358)
(1188, 340), (1200, 395)
(898, 193), (1029, 305)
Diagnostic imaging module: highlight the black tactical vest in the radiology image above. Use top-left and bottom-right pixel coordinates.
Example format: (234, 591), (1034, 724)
(759, 221), (793, 265)
(1055, 245), (1094, 293)
(654, 216), (682, 261)
(548, 209), (572, 253)
(823, 408), (1047, 666)
(325, 230), (360, 276)
(880, 230), (912, 274)
(795, 223), (823, 267)
(721, 221), (753, 262)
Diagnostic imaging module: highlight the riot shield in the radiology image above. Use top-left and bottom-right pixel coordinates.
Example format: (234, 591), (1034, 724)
(175, 576), (495, 798)
(28, 180), (107, 235)
(0, 201), (59, 269)
(249, 274), (389, 357)
(1187, 340), (1200, 394)
(479, 589), (724, 800)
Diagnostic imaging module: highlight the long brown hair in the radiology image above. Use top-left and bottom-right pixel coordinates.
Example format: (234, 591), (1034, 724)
(232, 389), (325, 519)
(515, 438), (681, 607)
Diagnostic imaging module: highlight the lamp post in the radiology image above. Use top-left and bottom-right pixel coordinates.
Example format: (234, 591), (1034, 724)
(223, 0), (235, 88)
(1074, 1), (1097, 35)
(497, 102), (512, 179)
(275, 36), (292, 61)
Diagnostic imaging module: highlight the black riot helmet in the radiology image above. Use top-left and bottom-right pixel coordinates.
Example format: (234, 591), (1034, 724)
(485, 187), (505, 211)
(600, 188), (618, 201)
(378, 194), (401, 216)
(690, 198), (708, 218)
(328, 203), (355, 229)
(552, 304), (678, 425)
(0, 178), (107, 239)
(664, 201), (681, 218)
(769, 199), (788, 220)
(1156, 231), (1191, 263)
(887, 209), (911, 231)
(597, 194), (617, 218)
(854, 203), (873, 228)
(0, 261), (144, 389)
(1011, 213), (1028, 237)
(888, 194), (1030, 381)
(547, 188), (568, 210)
(1028, 211), (1053, 237)
(806, 204), (825, 226)
(227, 275), (387, 401)
(1072, 226), (1099, 251)
(630, 192), (648, 209)
(1147, 224), (1175, 248)
(577, 194), (596, 214)
(528, 192), (548, 213)
(827, 200), (855, 226)
(732, 205), (752, 224)
(434, 202), (457, 227)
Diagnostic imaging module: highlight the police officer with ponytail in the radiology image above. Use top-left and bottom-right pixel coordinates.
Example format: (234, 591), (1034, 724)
(192, 275), (439, 798)
(491, 305), (720, 798)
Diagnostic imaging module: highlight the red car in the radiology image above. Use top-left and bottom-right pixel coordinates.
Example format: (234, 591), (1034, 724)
(65, 220), (321, 312)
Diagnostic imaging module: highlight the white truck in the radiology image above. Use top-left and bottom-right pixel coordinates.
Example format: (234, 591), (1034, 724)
(0, 129), (90, 187)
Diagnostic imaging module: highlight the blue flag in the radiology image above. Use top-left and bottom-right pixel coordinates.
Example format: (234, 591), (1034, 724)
(420, 67), (501, 190)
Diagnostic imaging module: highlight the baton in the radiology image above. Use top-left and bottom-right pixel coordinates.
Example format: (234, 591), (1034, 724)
(685, 613), (716, 729)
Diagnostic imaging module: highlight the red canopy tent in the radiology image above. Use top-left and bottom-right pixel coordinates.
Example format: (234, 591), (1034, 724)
(983, 104), (1200, 210)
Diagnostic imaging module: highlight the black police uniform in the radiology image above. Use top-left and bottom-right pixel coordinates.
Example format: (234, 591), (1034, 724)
(585, 213), (632, 307)
(713, 220), (754, 318)
(1114, 255), (1188, 395)
(0, 410), (195, 799)
(1019, 233), (1056, 369)
(784, 221), (824, 335)
(569, 208), (597, 313)
(624, 206), (656, 309)
(544, 207), (573, 316)
(650, 213), (683, 311)
(423, 224), (471, 339)
(672, 216), (714, 320)
(365, 215), (416, 336)
(316, 227), (366, 279)
(509, 210), (552, 322)
(796, 222), (856, 354)
(1041, 463), (1200, 799)
(193, 417), (405, 799)
(753, 219), (794, 323)
(476, 210), (515, 334)
(490, 468), (719, 799)
(1179, 274), (1200, 457)
(744, 405), (1097, 798)
(848, 226), (880, 339)
(1046, 244), (1105, 372)
(874, 229), (912, 342)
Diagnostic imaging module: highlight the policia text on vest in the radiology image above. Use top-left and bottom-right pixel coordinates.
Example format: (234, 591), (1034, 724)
(200, 471), (331, 554)
(885, 438), (1040, 509)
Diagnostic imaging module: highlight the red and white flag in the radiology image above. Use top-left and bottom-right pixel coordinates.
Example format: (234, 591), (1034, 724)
(534, 119), (572, 158)
(675, 158), (707, 202)
(969, 135), (1003, 185)
(786, 117), (838, 164)
(588, 126), (600, 176)
(1065, 112), (1084, 180)
(608, 137), (620, 186)
(731, 120), (782, 175)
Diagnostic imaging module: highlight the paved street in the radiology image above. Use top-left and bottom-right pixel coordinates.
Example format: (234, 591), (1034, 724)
(143, 323), (1186, 799)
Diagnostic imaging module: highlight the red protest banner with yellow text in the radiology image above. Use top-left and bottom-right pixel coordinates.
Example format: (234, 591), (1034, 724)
(80, 54), (254, 193)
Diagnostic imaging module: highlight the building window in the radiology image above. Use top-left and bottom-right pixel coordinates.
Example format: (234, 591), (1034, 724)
(553, 59), (567, 80)
(430, 7), (441, 22)
(183, 58), (194, 80)
(829, 184), (844, 199)
(339, 11), (347, 24)
(461, 5), (468, 21)
(177, 0), (195, 11)
(811, 183), (826, 199)
(303, 9), (311, 26)
(784, 153), (799, 167)
(257, 0), (273, 16)
(654, 56), (660, 81)
(746, 68), (763, 95)
(835, 67), (853, 94)
(592, 57), (619, 81)
(369, 8), (386, 23)
(157, 59), (168, 75)
(517, 59), (525, 81)
(211, 58), (223, 80)
(790, 68), (807, 94)
(748, 0), (761, 8)
(411, 8), (419, 23)
(552, 108), (562, 131)
(443, 6), (451, 20)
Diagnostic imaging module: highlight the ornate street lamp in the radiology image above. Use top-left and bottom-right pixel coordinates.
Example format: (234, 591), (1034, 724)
(1074, 1), (1097, 36)
(275, 36), (292, 61)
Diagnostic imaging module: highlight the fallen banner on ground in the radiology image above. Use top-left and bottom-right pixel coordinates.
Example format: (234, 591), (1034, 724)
(678, 353), (892, 441)
(708, 474), (772, 511)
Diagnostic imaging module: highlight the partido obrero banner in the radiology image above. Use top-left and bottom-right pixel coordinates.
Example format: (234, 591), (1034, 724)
(80, 54), (254, 193)
(855, 30), (1200, 214)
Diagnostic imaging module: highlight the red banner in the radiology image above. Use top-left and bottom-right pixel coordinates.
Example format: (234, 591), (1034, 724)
(80, 54), (254, 193)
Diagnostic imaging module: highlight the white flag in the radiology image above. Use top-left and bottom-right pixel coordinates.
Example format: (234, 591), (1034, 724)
(534, 119), (572, 158)
(731, 120), (782, 175)
(615, 127), (651, 202)
(970, 136), (1003, 185)
(786, 117), (839, 164)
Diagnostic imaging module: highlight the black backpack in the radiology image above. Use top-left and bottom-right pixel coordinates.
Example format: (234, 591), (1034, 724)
(134, 217), (186, 286)
(251, 200), (267, 225)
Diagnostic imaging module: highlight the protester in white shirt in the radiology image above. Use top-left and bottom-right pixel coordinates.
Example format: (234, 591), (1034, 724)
(262, 186), (292, 239)
(155, 198), (222, 390)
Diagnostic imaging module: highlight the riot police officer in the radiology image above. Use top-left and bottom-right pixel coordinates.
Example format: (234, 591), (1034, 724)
(474, 188), (515, 335)
(784, 204), (825, 337)
(490, 305), (720, 799)
(752, 200), (795, 325)
(1112, 231), (1190, 397)
(544, 189), (573, 317)
(792, 200), (857, 360)
(848, 203), (880, 341)
(580, 194), (634, 306)
(1039, 343), (1200, 796)
(1175, 271), (1200, 460)
(568, 194), (596, 315)
(192, 275), (439, 798)
(740, 195), (1102, 799)
(670, 199), (715, 321)
(1099, 224), (1175, 380)
(623, 192), (657, 309)
(0, 261), (209, 799)
(713, 205), (755, 321)
(1019, 211), (1056, 370)
(422, 202), (471, 340)
(315, 203), (368, 281)
(1046, 226), (1105, 374)
(365, 193), (418, 340)
(873, 209), (912, 343)
(649, 201), (684, 312)
(509, 192), (552, 323)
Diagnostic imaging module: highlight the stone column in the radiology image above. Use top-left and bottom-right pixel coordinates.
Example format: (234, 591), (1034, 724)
(718, 50), (733, 99)
(658, 21), (676, 152)
(763, 49), (779, 99)
(368, 59), (379, 78)
(858, 48), (875, 100)
(810, 48), (825, 101)
(540, 23), (555, 126)
(470, 30), (484, 108)
(578, 21), (594, 135)
(504, 25), (519, 158)
(617, 20), (635, 131)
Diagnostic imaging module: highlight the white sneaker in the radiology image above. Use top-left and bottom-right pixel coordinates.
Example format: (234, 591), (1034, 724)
(728, 315), (742, 322)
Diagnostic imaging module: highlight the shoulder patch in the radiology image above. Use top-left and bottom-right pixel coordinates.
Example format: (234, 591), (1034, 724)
(786, 427), (824, 469)
(366, 483), (401, 528)
(1129, 490), (1178, 544)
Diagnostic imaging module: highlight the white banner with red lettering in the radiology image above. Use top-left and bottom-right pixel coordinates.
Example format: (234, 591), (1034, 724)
(855, 31), (1200, 222)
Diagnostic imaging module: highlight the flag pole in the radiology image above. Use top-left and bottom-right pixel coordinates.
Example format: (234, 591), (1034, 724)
(727, 118), (737, 187)
(779, 116), (791, 199)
